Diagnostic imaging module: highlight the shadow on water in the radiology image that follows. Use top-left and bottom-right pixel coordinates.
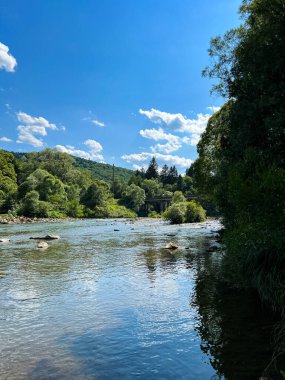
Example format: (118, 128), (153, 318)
(189, 247), (283, 380)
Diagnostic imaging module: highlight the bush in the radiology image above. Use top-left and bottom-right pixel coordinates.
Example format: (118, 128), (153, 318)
(172, 191), (186, 204)
(47, 210), (66, 218)
(163, 202), (187, 224)
(185, 201), (206, 223)
(163, 201), (206, 224)
(148, 210), (161, 218)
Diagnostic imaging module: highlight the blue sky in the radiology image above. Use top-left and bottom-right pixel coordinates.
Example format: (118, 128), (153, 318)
(0, 0), (241, 172)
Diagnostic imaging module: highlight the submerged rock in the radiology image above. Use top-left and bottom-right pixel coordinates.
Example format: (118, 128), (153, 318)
(165, 242), (179, 250)
(30, 235), (60, 240)
(37, 241), (49, 249)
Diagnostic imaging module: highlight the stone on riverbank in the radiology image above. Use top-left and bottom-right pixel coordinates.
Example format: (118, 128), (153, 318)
(165, 242), (179, 250)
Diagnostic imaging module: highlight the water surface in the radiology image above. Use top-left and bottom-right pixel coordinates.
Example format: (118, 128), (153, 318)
(0, 219), (279, 379)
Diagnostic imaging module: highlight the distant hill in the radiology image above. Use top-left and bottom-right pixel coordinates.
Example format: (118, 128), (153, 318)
(73, 156), (133, 183)
(12, 152), (133, 183)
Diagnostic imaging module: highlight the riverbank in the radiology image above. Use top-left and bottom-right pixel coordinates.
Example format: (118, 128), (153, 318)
(0, 215), (78, 224)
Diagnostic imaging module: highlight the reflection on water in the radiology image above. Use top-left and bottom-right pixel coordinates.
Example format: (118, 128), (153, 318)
(0, 219), (281, 379)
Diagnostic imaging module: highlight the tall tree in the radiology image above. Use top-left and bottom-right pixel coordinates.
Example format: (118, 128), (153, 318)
(160, 164), (169, 184)
(167, 166), (178, 184)
(197, 0), (285, 311)
(145, 157), (159, 179)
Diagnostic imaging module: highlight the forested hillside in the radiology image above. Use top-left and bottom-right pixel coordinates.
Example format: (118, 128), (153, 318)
(13, 152), (133, 184)
(0, 149), (204, 221)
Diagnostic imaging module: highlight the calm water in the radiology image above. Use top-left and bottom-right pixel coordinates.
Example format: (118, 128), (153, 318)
(0, 219), (280, 379)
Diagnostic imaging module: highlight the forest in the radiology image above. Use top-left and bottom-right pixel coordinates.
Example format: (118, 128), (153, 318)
(0, 149), (205, 223)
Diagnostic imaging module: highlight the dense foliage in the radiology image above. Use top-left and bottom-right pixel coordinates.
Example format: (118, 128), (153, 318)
(0, 149), (134, 218)
(163, 201), (206, 224)
(0, 150), (202, 221)
(13, 152), (133, 184)
(193, 0), (285, 314)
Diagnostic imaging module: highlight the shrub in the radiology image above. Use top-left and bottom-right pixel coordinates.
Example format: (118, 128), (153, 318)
(185, 201), (206, 223)
(163, 202), (187, 224)
(148, 210), (161, 218)
(172, 191), (186, 204)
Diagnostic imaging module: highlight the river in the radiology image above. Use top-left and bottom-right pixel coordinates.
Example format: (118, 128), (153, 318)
(0, 219), (280, 379)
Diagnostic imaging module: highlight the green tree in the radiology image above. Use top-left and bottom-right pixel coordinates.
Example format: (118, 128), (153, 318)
(160, 164), (169, 184)
(0, 150), (18, 212)
(198, 0), (285, 312)
(167, 165), (178, 184)
(145, 157), (159, 179)
(172, 191), (186, 204)
(81, 180), (110, 210)
(141, 179), (161, 198)
(122, 184), (146, 212)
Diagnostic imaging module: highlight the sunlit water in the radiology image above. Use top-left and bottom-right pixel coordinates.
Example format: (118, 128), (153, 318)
(0, 219), (279, 379)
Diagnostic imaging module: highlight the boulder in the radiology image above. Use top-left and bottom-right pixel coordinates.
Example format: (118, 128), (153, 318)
(165, 242), (179, 250)
(37, 241), (49, 249)
(0, 238), (10, 243)
(30, 235), (60, 240)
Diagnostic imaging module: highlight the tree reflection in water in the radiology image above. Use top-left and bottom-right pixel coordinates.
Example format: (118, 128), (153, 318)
(190, 247), (283, 380)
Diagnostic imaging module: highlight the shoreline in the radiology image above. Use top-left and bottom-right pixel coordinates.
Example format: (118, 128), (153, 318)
(0, 215), (147, 225)
(0, 216), (79, 225)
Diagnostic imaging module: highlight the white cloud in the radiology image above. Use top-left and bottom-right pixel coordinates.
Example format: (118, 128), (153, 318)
(140, 127), (182, 153)
(132, 164), (147, 171)
(84, 139), (103, 152)
(139, 108), (210, 135)
(16, 112), (58, 147)
(91, 119), (105, 127)
(0, 136), (13, 142)
(0, 42), (17, 72)
(150, 142), (182, 154)
(139, 106), (221, 149)
(121, 152), (193, 168)
(140, 127), (180, 144)
(55, 139), (104, 162)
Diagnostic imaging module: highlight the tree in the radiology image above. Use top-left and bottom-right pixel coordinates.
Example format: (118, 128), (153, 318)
(141, 179), (161, 198)
(122, 184), (146, 212)
(160, 164), (169, 184)
(198, 0), (285, 311)
(113, 179), (126, 199)
(18, 169), (67, 203)
(81, 180), (110, 209)
(167, 166), (178, 184)
(186, 165), (194, 177)
(172, 191), (186, 204)
(0, 150), (18, 212)
(145, 157), (159, 179)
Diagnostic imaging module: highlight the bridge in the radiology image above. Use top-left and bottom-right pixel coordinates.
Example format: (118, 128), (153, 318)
(144, 196), (172, 213)
(144, 194), (198, 213)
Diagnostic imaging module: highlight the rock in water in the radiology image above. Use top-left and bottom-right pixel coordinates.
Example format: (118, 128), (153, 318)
(37, 241), (49, 249)
(0, 238), (10, 243)
(30, 235), (60, 240)
(165, 242), (179, 250)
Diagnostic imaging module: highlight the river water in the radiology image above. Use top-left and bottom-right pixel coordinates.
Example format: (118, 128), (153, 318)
(0, 219), (280, 379)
